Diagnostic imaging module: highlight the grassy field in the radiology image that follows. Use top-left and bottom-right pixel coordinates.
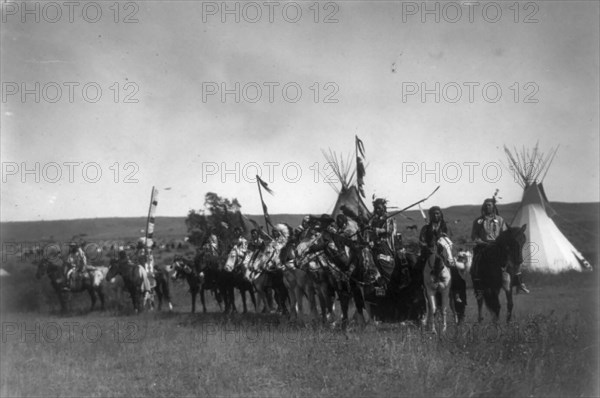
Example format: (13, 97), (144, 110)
(1, 264), (598, 397)
(1, 206), (598, 397)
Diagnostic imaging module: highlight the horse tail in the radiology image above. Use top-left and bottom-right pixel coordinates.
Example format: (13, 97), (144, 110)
(482, 287), (500, 318)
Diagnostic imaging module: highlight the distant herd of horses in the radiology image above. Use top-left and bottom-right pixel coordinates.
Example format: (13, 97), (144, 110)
(35, 224), (528, 332)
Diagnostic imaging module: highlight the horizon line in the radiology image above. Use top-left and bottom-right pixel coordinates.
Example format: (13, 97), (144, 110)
(2, 200), (599, 223)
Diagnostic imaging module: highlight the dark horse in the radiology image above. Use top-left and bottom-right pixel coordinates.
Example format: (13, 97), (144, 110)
(35, 257), (106, 313)
(195, 252), (226, 313)
(224, 247), (257, 314)
(173, 256), (205, 313)
(106, 258), (153, 313)
(298, 233), (366, 328)
(471, 224), (527, 323)
(360, 245), (427, 324)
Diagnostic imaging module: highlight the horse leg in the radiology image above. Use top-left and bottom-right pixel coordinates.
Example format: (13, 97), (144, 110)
(304, 276), (319, 324)
(215, 288), (224, 312)
(277, 283), (289, 317)
(227, 278), (237, 314)
(283, 272), (297, 322)
(160, 280), (173, 312)
(426, 290), (436, 333)
(317, 290), (328, 323)
(132, 289), (140, 313)
(248, 284), (257, 312)
(441, 288), (449, 333)
(98, 287), (106, 311)
(449, 287), (458, 325)
(483, 288), (501, 323)
(239, 288), (246, 314)
(191, 288), (197, 314)
(350, 280), (366, 327)
(57, 289), (67, 314)
(323, 282), (335, 323)
(200, 288), (207, 313)
(337, 281), (351, 330)
(253, 277), (267, 313)
(473, 281), (484, 323)
(230, 284), (237, 314)
(88, 288), (96, 312)
(156, 286), (163, 312)
(505, 288), (514, 324)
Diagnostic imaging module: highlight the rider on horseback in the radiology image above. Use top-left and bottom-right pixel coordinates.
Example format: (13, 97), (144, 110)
(307, 215), (353, 274)
(230, 227), (249, 271)
(368, 198), (397, 278)
(471, 198), (529, 294)
(419, 206), (449, 282)
(419, 206), (449, 258)
(295, 216), (312, 241)
(200, 227), (221, 270)
(269, 224), (295, 271)
(65, 242), (89, 290)
(135, 238), (155, 276)
(419, 206), (464, 303)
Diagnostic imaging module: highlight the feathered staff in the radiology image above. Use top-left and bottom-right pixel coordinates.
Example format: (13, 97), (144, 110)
(256, 175), (274, 235)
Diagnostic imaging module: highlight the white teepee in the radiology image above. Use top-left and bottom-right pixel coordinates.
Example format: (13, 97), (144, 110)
(322, 149), (371, 218)
(505, 144), (592, 273)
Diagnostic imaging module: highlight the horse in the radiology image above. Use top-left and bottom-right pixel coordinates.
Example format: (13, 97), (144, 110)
(249, 243), (290, 315)
(194, 251), (226, 313)
(471, 225), (527, 323)
(35, 257), (107, 313)
(360, 243), (426, 324)
(422, 235), (457, 333)
(172, 257), (205, 313)
(274, 236), (320, 323)
(297, 231), (366, 328)
(153, 264), (174, 311)
(449, 249), (472, 323)
(223, 247), (257, 314)
(106, 258), (154, 313)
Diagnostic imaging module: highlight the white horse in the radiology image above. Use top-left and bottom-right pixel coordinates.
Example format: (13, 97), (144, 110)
(423, 235), (456, 333)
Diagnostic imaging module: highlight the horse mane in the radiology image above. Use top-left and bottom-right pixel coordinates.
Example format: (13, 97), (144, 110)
(496, 226), (526, 246)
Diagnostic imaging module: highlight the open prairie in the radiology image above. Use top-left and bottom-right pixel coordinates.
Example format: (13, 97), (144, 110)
(1, 262), (598, 397)
(1, 208), (598, 397)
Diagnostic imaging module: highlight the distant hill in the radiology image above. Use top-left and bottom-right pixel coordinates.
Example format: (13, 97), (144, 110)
(1, 202), (598, 263)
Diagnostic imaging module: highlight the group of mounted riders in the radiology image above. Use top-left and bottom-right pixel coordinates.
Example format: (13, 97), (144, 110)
(37, 196), (530, 325)
(168, 196), (530, 325)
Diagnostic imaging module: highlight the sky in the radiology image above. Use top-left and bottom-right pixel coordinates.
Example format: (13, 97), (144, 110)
(1, 0), (599, 222)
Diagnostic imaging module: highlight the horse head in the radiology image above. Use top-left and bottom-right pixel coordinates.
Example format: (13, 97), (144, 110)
(224, 247), (242, 272)
(106, 259), (121, 282)
(436, 235), (456, 267)
(455, 250), (473, 272)
(252, 242), (278, 271)
(497, 224), (527, 270)
(361, 246), (381, 284)
(294, 233), (322, 269)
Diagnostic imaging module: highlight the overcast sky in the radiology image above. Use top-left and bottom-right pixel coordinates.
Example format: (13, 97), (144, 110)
(1, 1), (599, 222)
